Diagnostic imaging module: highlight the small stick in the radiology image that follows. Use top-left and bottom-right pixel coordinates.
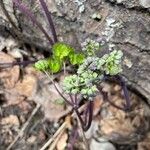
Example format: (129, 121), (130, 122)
(75, 111), (90, 150)
(44, 71), (73, 106)
(40, 104), (87, 150)
(6, 104), (41, 150)
(48, 128), (65, 150)
(40, 122), (67, 150)
(63, 62), (66, 75)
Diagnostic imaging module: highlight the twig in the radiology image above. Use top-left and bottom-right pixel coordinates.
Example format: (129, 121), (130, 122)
(48, 128), (65, 150)
(6, 103), (41, 150)
(63, 62), (66, 75)
(40, 122), (67, 150)
(40, 104), (87, 150)
(75, 111), (90, 150)
(44, 71), (73, 106)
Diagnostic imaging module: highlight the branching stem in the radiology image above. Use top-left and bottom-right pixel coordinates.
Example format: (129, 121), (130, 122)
(39, 0), (58, 43)
(12, 0), (54, 46)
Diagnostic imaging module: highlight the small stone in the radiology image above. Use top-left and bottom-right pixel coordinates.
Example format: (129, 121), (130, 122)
(79, 5), (85, 13)
(27, 135), (37, 144)
(139, 0), (150, 8)
(91, 13), (102, 21)
(116, 0), (124, 3)
(106, 18), (116, 27)
(90, 138), (116, 150)
(123, 57), (133, 68)
(1, 115), (20, 126)
(114, 85), (121, 91)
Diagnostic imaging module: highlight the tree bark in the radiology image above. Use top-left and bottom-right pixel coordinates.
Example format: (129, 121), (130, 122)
(0, 0), (150, 101)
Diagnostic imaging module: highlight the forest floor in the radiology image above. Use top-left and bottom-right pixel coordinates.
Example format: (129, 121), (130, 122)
(0, 39), (150, 150)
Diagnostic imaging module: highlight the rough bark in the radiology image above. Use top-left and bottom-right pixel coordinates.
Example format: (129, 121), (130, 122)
(0, 0), (150, 101)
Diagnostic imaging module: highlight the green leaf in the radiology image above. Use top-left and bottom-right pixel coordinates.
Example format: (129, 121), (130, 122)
(54, 98), (65, 105)
(34, 59), (49, 71)
(87, 89), (93, 95)
(71, 89), (79, 94)
(69, 53), (85, 65)
(53, 42), (74, 59)
(49, 58), (62, 73)
(81, 89), (87, 95)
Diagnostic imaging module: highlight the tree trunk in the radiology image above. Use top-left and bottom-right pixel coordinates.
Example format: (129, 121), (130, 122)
(0, 0), (150, 101)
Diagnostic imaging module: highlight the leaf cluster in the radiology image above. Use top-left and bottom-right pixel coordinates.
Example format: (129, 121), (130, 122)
(81, 38), (100, 56)
(34, 42), (85, 73)
(63, 49), (124, 98)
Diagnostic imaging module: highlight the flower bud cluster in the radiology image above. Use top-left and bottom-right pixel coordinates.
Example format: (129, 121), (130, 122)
(81, 39), (100, 56)
(78, 50), (123, 75)
(63, 49), (123, 98)
(77, 56), (99, 74)
(103, 50), (123, 75)
(63, 70), (102, 97)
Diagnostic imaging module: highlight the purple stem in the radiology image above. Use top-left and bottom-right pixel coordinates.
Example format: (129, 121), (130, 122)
(74, 107), (85, 126)
(12, 0), (54, 46)
(69, 94), (75, 104)
(39, 0), (58, 43)
(0, 60), (37, 69)
(52, 81), (74, 106)
(115, 75), (130, 111)
(68, 127), (78, 150)
(83, 103), (89, 124)
(74, 99), (93, 131)
(102, 74), (131, 111)
(83, 101), (93, 131)
(102, 90), (126, 110)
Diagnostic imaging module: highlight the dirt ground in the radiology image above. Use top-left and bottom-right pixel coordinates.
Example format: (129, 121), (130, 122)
(0, 43), (150, 150)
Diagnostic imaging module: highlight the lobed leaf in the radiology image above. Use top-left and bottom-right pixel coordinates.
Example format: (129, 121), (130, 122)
(49, 58), (62, 73)
(69, 53), (85, 65)
(53, 42), (74, 59)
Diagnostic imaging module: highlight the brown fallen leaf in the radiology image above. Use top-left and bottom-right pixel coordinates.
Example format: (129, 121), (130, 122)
(33, 80), (68, 121)
(27, 135), (37, 144)
(4, 91), (25, 106)
(1, 115), (20, 126)
(93, 95), (103, 116)
(15, 74), (38, 98)
(98, 82), (149, 144)
(138, 132), (150, 150)
(0, 52), (20, 89)
(56, 132), (68, 150)
(3, 74), (37, 105)
(18, 101), (32, 113)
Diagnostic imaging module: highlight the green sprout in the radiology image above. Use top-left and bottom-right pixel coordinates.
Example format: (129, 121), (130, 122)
(34, 42), (85, 73)
(34, 38), (123, 99)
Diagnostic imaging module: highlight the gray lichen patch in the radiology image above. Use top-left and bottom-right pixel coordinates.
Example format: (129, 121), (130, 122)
(74, 0), (87, 13)
(101, 17), (122, 42)
(139, 0), (150, 8)
(123, 57), (133, 68)
(108, 0), (150, 9)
